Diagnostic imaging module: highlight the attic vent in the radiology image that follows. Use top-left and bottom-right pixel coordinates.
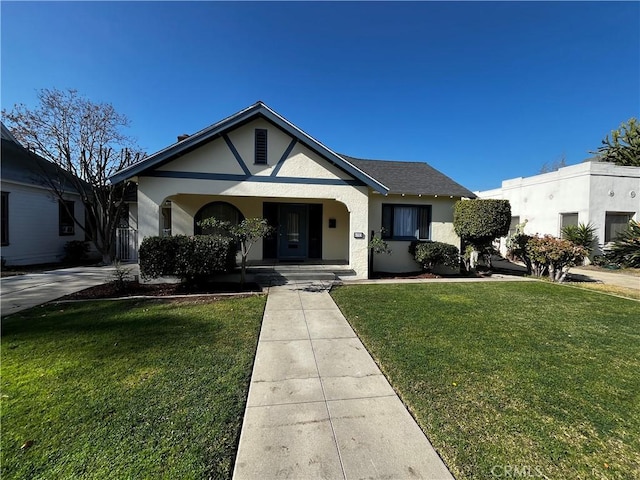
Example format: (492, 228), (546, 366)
(255, 129), (267, 164)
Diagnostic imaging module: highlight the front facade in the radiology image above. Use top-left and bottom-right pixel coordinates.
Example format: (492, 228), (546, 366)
(476, 161), (640, 256)
(111, 102), (475, 278)
(1, 124), (89, 266)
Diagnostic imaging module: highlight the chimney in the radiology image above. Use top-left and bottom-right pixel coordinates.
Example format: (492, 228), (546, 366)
(177, 134), (190, 142)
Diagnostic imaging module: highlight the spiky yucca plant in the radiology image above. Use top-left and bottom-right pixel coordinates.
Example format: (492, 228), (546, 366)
(606, 220), (640, 268)
(561, 222), (597, 256)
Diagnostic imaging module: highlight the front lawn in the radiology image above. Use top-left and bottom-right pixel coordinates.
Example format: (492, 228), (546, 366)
(331, 282), (640, 480)
(1, 296), (266, 480)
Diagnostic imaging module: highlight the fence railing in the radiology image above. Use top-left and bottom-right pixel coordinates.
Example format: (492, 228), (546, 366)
(116, 228), (138, 262)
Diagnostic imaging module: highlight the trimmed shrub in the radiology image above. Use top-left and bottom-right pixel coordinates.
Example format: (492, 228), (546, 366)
(139, 235), (236, 282)
(410, 240), (459, 273)
(139, 236), (179, 279)
(525, 235), (588, 282)
(453, 199), (511, 248)
(64, 241), (89, 263)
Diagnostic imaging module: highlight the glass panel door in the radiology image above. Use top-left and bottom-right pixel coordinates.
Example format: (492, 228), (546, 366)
(278, 204), (308, 258)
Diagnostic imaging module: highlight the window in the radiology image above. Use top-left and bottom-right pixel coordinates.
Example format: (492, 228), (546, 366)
(59, 200), (75, 236)
(254, 129), (268, 164)
(508, 216), (520, 238)
(381, 204), (431, 240)
(605, 212), (633, 242)
(1, 192), (8, 246)
(194, 201), (244, 235)
(560, 212), (579, 236)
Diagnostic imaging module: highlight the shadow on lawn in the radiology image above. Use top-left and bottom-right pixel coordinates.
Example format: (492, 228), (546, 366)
(1, 300), (226, 356)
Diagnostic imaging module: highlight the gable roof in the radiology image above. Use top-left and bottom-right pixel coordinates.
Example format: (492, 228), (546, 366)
(344, 156), (476, 198)
(1, 122), (80, 192)
(109, 101), (389, 193)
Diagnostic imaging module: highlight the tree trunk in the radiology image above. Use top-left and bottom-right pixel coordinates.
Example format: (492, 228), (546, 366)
(102, 251), (113, 266)
(240, 255), (247, 286)
(469, 250), (479, 272)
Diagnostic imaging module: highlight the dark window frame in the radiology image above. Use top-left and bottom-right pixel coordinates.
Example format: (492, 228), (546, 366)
(59, 200), (75, 236)
(605, 212), (634, 243)
(1, 192), (9, 246)
(381, 204), (432, 241)
(194, 201), (244, 235)
(254, 129), (268, 165)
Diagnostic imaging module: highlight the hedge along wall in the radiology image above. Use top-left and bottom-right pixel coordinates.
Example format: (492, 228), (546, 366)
(139, 235), (237, 281)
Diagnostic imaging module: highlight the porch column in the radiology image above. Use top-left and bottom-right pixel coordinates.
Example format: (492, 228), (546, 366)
(137, 189), (162, 240)
(342, 190), (369, 280)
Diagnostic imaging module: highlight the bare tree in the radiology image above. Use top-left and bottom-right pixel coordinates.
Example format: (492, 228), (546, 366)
(2, 88), (142, 264)
(539, 153), (567, 174)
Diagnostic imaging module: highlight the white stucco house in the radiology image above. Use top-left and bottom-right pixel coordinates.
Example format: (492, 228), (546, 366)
(1, 123), (89, 265)
(110, 102), (476, 279)
(476, 161), (640, 257)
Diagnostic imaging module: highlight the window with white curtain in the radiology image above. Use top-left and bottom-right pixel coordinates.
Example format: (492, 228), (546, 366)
(381, 204), (431, 240)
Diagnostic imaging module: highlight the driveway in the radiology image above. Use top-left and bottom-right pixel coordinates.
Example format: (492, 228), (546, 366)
(569, 267), (640, 290)
(1, 265), (118, 317)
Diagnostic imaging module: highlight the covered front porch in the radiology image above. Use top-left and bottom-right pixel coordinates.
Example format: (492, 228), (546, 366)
(134, 190), (371, 279)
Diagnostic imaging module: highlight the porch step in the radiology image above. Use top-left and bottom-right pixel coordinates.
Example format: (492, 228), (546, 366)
(248, 265), (357, 284)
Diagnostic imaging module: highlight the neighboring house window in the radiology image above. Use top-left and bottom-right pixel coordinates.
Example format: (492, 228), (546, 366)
(381, 204), (431, 240)
(508, 216), (520, 238)
(605, 212), (633, 242)
(1, 192), (9, 246)
(255, 129), (268, 164)
(560, 212), (579, 235)
(194, 201), (244, 235)
(59, 200), (75, 236)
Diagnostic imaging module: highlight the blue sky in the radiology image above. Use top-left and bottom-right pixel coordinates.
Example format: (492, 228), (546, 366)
(2, 1), (639, 191)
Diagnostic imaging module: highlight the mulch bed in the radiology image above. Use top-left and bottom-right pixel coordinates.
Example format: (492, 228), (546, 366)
(61, 281), (262, 301)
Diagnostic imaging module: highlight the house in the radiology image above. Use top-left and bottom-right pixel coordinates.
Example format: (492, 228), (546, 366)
(109, 102), (475, 279)
(1, 123), (90, 265)
(476, 161), (640, 256)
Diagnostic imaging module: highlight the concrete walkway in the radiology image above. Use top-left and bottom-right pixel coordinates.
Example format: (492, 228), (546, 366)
(1, 265), (119, 317)
(233, 280), (453, 480)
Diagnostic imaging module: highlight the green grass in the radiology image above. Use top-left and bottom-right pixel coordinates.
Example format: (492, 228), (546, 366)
(1, 296), (266, 480)
(565, 282), (640, 300)
(331, 282), (640, 480)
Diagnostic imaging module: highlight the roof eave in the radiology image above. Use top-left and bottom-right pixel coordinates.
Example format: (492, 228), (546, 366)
(109, 102), (390, 194)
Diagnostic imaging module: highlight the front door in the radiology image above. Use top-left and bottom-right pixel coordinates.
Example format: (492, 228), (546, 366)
(278, 204), (308, 259)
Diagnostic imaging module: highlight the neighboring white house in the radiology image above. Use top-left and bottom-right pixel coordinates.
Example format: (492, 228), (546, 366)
(476, 161), (640, 256)
(109, 101), (476, 279)
(1, 123), (89, 266)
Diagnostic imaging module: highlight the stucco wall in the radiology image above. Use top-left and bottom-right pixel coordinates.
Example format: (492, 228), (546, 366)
(156, 118), (350, 181)
(368, 193), (460, 273)
(1, 181), (86, 265)
(135, 116), (371, 277)
(476, 162), (640, 255)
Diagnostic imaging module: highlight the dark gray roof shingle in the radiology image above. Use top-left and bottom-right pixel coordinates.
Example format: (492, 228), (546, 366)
(1, 124), (81, 193)
(343, 156), (476, 198)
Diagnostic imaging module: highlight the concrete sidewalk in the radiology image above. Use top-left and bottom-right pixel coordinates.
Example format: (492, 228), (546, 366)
(1, 265), (120, 316)
(233, 281), (453, 480)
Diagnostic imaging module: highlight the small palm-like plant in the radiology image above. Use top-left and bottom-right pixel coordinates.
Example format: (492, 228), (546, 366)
(606, 220), (640, 268)
(561, 222), (597, 256)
